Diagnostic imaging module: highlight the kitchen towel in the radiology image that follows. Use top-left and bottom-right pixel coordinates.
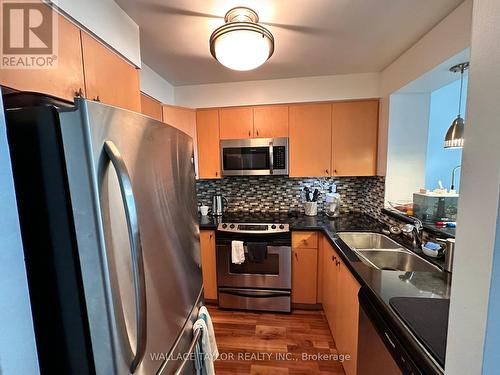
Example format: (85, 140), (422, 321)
(199, 306), (219, 359)
(247, 242), (268, 263)
(193, 319), (215, 375)
(231, 240), (245, 264)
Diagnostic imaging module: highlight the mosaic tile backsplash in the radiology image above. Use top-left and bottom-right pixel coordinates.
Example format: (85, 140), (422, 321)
(196, 176), (385, 218)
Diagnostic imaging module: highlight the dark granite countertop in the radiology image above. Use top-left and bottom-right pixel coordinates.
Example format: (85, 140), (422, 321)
(199, 211), (450, 373)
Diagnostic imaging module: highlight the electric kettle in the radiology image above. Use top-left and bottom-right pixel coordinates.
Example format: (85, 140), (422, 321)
(211, 194), (228, 216)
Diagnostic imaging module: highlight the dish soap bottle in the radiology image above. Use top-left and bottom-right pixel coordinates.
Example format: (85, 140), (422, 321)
(325, 183), (341, 218)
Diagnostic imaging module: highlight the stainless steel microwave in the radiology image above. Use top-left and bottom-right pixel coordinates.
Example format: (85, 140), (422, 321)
(220, 137), (288, 176)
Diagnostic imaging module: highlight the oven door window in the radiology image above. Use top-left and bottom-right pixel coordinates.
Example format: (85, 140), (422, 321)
(229, 253), (279, 275)
(222, 147), (270, 171)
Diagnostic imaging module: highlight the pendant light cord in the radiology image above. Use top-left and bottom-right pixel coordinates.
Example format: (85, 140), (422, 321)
(458, 66), (464, 117)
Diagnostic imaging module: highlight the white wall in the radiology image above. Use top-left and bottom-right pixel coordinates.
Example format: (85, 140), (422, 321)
(377, 0), (473, 175)
(380, 0), (472, 97)
(140, 64), (175, 104)
(55, 0), (141, 67)
(174, 72), (380, 108)
(445, 0), (500, 373)
(0, 97), (40, 375)
(385, 93), (431, 203)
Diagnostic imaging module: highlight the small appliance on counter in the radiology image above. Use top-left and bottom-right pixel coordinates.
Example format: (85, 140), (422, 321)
(413, 190), (458, 223)
(211, 194), (228, 216)
(325, 183), (341, 218)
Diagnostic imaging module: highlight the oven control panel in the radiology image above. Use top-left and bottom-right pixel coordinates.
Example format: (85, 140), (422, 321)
(217, 223), (290, 234)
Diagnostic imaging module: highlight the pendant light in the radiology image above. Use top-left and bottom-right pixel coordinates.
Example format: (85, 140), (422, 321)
(444, 62), (469, 149)
(209, 7), (274, 71)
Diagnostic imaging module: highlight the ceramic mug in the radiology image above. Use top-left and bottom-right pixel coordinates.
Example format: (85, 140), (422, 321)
(200, 205), (210, 216)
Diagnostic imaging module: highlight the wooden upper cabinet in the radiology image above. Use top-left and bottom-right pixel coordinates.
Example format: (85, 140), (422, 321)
(81, 32), (141, 112)
(196, 109), (221, 179)
(140, 93), (162, 121)
(289, 103), (332, 177)
(162, 105), (196, 139)
(253, 105), (289, 138)
(0, 12), (85, 101)
(219, 107), (254, 139)
(331, 100), (379, 176)
(163, 105), (198, 176)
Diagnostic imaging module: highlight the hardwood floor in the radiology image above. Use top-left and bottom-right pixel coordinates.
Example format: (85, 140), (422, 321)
(207, 306), (346, 375)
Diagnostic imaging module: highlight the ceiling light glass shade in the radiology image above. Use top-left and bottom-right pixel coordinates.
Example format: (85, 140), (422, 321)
(444, 115), (465, 149)
(210, 8), (274, 71)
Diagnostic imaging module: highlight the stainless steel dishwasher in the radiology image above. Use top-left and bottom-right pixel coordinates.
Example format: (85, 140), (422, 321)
(358, 287), (407, 375)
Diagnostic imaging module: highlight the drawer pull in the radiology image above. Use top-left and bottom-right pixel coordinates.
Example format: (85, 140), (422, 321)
(384, 332), (396, 349)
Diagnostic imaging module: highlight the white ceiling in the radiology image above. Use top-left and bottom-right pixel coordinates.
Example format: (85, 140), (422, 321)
(115, 0), (464, 86)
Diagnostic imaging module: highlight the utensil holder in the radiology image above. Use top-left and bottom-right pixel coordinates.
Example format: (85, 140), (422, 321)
(304, 202), (318, 216)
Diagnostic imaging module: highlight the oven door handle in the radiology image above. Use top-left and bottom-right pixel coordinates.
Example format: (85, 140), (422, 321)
(219, 288), (291, 298)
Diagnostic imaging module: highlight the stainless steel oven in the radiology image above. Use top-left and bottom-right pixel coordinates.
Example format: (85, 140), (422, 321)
(215, 223), (291, 312)
(220, 137), (288, 176)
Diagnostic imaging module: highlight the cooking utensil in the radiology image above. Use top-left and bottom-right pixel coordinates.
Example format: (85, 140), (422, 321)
(303, 187), (311, 202)
(312, 189), (320, 202)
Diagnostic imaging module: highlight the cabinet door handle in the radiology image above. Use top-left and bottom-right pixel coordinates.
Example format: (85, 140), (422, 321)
(294, 252), (298, 261)
(325, 169), (329, 175)
(332, 255), (336, 262)
(256, 129), (259, 136)
(215, 171), (218, 177)
(248, 130), (251, 137)
(209, 233), (213, 240)
(334, 169), (338, 174)
(75, 88), (84, 98)
(336, 260), (340, 266)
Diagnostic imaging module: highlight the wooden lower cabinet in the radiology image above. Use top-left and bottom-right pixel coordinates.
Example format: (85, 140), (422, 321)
(336, 261), (360, 375)
(291, 247), (318, 304)
(322, 235), (360, 375)
(322, 238), (339, 335)
(199, 230), (217, 301)
(292, 231), (318, 249)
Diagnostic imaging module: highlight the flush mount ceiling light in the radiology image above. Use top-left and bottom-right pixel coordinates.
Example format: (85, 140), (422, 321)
(444, 62), (469, 149)
(209, 7), (274, 71)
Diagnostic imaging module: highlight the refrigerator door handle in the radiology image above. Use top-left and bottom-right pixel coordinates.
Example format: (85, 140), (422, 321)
(173, 327), (203, 375)
(104, 141), (147, 373)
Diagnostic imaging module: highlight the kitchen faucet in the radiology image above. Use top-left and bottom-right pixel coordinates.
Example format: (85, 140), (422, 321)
(402, 217), (424, 247)
(451, 165), (461, 191)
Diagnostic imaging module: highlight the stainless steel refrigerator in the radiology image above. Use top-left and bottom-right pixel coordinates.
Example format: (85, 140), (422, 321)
(4, 94), (203, 375)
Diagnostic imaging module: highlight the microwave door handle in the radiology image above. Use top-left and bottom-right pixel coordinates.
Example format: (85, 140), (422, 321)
(269, 141), (274, 175)
(104, 141), (147, 373)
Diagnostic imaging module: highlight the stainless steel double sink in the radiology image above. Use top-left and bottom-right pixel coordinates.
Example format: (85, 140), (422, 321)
(338, 232), (439, 272)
